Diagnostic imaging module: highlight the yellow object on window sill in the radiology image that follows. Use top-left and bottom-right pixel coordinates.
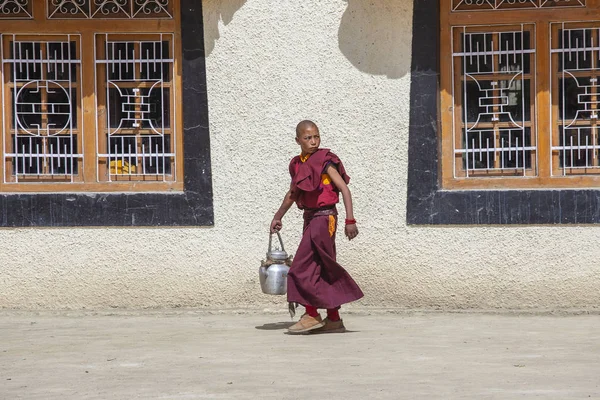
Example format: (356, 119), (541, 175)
(110, 160), (136, 174)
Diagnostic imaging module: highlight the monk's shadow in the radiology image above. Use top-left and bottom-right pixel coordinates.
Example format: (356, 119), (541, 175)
(203, 0), (247, 56)
(338, 0), (412, 79)
(255, 322), (295, 330)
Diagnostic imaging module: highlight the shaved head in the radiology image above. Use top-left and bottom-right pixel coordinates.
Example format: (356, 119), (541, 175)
(296, 120), (319, 137)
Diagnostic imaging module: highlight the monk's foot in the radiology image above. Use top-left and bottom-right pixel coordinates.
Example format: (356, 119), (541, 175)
(287, 314), (324, 334)
(310, 318), (346, 334)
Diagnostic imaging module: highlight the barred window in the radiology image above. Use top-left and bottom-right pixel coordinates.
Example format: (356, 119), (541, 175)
(440, 0), (600, 189)
(0, 1), (181, 192)
(452, 0), (585, 11)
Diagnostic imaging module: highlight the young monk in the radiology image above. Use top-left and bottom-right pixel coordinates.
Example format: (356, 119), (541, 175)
(270, 120), (364, 334)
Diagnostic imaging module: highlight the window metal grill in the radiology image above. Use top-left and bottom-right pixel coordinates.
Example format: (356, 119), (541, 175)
(452, 25), (537, 177)
(452, 0), (585, 11)
(1, 34), (82, 183)
(95, 33), (175, 182)
(550, 23), (600, 175)
(0, 1), (32, 19)
(47, 0), (172, 19)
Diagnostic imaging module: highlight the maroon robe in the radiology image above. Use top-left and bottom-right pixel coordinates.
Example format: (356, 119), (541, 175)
(286, 149), (364, 309)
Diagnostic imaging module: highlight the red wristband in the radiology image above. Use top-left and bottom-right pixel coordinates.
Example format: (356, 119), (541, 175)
(345, 219), (356, 225)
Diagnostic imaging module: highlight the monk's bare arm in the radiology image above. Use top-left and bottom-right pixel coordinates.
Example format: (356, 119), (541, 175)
(270, 183), (295, 233)
(326, 165), (358, 240)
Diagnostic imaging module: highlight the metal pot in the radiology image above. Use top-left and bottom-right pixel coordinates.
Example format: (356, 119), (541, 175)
(259, 232), (291, 295)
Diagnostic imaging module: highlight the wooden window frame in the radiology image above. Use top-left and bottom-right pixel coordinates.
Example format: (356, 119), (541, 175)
(0, 0), (214, 227)
(0, 1), (184, 193)
(440, 0), (600, 189)
(407, 0), (600, 224)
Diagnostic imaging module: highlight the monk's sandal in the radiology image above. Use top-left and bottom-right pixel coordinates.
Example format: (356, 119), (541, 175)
(310, 318), (346, 334)
(287, 314), (325, 334)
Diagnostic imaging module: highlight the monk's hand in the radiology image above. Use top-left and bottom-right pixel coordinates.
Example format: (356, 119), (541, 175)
(345, 223), (358, 240)
(270, 218), (282, 233)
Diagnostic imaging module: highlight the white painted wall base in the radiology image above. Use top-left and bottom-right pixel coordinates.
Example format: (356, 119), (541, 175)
(1, 0), (599, 310)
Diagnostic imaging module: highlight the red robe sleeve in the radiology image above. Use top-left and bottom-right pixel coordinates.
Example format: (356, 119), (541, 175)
(292, 149), (350, 193)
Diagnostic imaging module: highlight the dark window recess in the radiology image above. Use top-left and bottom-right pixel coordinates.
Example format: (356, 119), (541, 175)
(13, 88), (41, 129)
(107, 87), (169, 130)
(461, 129), (533, 171)
(499, 31), (531, 74)
(460, 31), (532, 74)
(499, 80), (531, 123)
(10, 42), (42, 81)
(559, 127), (595, 168)
(462, 33), (494, 74)
(141, 41), (171, 80)
(108, 87), (128, 129)
(108, 135), (138, 167)
(107, 42), (135, 80)
(462, 79), (530, 124)
(12, 135), (78, 175)
(500, 128), (533, 169)
(558, 29), (593, 71)
(559, 77), (588, 120)
(142, 135), (171, 174)
(106, 134), (172, 174)
(463, 130), (495, 170)
(143, 88), (170, 129)
(48, 88), (78, 130)
(46, 41), (78, 82)
(463, 80), (492, 123)
(12, 88), (78, 130)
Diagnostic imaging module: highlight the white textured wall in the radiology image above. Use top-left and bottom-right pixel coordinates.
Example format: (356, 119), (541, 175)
(1, 0), (600, 310)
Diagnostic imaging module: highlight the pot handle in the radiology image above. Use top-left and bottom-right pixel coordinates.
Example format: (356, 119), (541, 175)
(268, 231), (285, 253)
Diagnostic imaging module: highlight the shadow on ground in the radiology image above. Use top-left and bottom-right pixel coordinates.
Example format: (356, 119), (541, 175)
(255, 321), (295, 330)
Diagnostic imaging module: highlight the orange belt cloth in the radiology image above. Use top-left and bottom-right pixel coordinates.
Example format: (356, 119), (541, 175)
(303, 207), (338, 237)
(329, 215), (336, 237)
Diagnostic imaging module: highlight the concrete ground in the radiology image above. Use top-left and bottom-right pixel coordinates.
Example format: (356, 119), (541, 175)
(0, 311), (599, 400)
